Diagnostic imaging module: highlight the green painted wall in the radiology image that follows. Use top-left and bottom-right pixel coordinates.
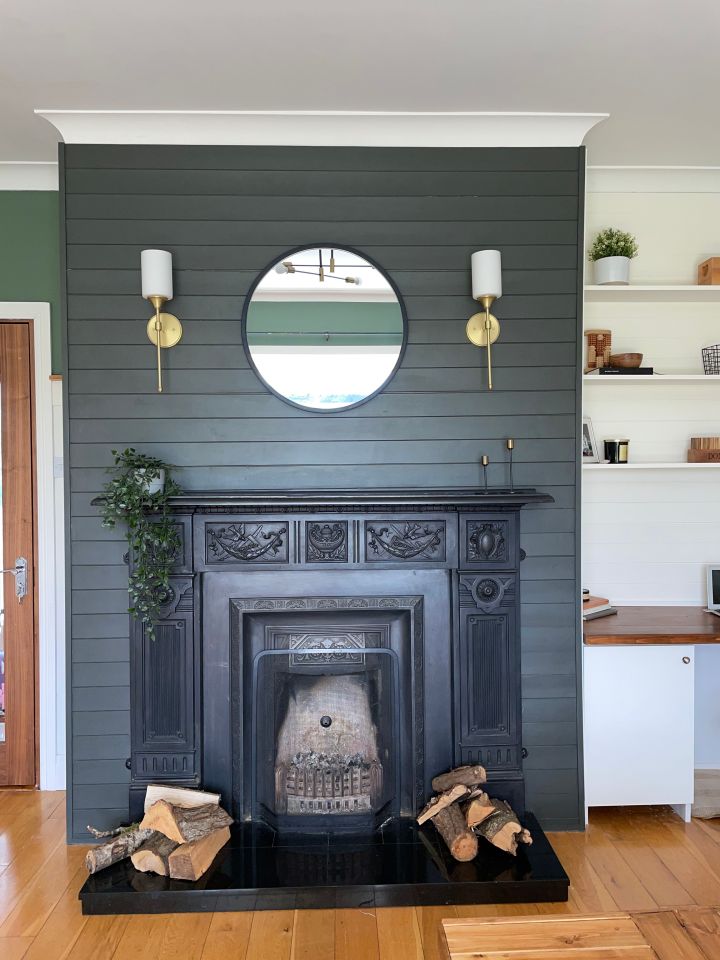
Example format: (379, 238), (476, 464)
(247, 301), (404, 345)
(0, 191), (61, 371)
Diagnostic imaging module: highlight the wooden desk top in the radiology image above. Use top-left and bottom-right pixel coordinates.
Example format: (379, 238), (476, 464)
(583, 606), (720, 645)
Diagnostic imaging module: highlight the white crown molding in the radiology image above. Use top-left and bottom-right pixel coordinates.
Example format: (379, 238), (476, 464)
(35, 110), (607, 148)
(587, 165), (720, 193)
(0, 161), (58, 190)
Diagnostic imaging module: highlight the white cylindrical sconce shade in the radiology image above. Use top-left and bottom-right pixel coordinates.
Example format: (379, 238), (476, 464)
(141, 249), (173, 301)
(471, 249), (502, 301)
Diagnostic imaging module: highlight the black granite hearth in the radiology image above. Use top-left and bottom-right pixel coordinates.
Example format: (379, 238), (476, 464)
(79, 813), (568, 914)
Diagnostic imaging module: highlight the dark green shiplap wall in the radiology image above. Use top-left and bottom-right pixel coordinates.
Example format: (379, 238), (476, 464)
(62, 144), (584, 840)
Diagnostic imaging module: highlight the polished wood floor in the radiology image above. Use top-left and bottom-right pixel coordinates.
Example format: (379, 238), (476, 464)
(2, 793), (720, 959)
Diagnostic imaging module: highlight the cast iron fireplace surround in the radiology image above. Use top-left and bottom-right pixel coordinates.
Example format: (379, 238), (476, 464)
(127, 487), (551, 823)
(81, 487), (572, 912)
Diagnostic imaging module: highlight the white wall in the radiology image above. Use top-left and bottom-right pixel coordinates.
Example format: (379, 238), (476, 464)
(584, 169), (720, 606)
(584, 168), (720, 770)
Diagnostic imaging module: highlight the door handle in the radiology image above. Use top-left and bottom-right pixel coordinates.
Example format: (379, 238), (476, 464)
(1, 557), (27, 601)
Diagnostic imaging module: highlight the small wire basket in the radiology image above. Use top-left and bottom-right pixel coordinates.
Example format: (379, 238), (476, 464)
(702, 344), (720, 375)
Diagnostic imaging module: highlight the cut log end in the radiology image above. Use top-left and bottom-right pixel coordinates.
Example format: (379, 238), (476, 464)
(131, 833), (180, 876)
(433, 803), (478, 862)
(168, 826), (231, 881)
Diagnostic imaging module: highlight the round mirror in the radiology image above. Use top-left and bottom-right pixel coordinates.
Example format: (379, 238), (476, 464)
(244, 246), (406, 411)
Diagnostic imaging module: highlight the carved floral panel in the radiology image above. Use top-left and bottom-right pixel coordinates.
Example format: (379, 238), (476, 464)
(364, 520), (446, 562)
(205, 521), (289, 564)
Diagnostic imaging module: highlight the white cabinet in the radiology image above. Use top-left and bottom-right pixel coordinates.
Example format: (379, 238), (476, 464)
(584, 644), (694, 820)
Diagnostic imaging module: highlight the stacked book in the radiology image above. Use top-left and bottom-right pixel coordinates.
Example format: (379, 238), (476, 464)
(583, 594), (618, 621)
(585, 367), (655, 376)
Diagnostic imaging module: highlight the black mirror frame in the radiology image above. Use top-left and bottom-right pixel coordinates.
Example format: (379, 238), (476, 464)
(241, 243), (408, 414)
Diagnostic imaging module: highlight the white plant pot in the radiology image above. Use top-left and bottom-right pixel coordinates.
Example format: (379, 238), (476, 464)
(137, 468), (165, 496)
(594, 256), (631, 285)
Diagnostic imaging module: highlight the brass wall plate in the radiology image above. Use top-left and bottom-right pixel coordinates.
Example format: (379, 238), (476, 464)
(466, 312), (500, 347)
(146, 313), (183, 348)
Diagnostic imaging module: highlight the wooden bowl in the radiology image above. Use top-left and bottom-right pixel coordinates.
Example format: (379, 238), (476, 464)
(609, 352), (643, 368)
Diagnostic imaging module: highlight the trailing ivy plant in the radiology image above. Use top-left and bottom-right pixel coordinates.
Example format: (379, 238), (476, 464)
(588, 228), (639, 262)
(100, 448), (181, 639)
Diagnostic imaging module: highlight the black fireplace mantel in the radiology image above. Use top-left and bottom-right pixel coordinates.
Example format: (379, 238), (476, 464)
(162, 486), (553, 511)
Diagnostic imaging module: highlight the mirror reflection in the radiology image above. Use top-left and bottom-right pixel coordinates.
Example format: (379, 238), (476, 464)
(245, 247), (405, 411)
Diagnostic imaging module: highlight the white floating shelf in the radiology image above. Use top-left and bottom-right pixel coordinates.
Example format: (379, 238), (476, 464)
(584, 374), (720, 382)
(583, 462), (720, 470)
(585, 284), (720, 302)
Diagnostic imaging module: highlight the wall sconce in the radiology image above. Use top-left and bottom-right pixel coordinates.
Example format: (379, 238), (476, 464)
(141, 249), (182, 393)
(466, 250), (502, 390)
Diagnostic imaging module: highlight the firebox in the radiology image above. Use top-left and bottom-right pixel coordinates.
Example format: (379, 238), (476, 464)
(245, 610), (411, 829)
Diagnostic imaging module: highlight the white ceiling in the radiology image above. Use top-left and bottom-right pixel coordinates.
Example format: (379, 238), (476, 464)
(1, 0), (718, 164)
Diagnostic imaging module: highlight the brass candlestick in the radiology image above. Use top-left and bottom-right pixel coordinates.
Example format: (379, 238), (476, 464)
(481, 455), (489, 492)
(506, 438), (515, 492)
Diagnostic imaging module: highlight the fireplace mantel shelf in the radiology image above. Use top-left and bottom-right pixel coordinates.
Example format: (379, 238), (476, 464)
(152, 487), (554, 510)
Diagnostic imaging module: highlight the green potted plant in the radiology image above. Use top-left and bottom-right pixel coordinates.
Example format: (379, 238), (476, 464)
(99, 448), (181, 639)
(589, 228), (638, 285)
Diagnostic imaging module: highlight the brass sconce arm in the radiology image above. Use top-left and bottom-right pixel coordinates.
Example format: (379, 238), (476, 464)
(466, 294), (500, 391)
(146, 296), (182, 393)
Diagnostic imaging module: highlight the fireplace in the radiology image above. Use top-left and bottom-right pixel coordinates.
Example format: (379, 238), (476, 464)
(82, 488), (572, 914)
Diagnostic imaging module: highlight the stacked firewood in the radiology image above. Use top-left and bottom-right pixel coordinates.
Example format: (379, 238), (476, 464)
(85, 784), (233, 882)
(417, 765), (532, 862)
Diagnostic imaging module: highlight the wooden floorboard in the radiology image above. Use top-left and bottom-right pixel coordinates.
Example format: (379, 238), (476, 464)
(2, 791), (720, 959)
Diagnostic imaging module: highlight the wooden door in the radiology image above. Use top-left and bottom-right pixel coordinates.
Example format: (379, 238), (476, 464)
(0, 322), (36, 785)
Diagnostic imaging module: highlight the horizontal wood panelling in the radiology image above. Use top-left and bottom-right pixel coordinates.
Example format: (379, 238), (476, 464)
(68, 242), (579, 271)
(66, 367), (577, 394)
(65, 168), (579, 196)
(67, 267), (578, 297)
(64, 144), (582, 839)
(73, 686), (129, 711)
(68, 437), (576, 467)
(74, 758), (130, 783)
(66, 292), (578, 320)
(66, 194), (579, 222)
(66, 220), (579, 247)
(68, 389), (577, 419)
(68, 461), (575, 491)
(67, 342), (576, 370)
(65, 144), (580, 171)
(69, 413), (576, 444)
(68, 317), (576, 346)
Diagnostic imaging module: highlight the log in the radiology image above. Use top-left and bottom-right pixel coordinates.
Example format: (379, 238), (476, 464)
(417, 784), (469, 825)
(85, 826), (155, 874)
(143, 783), (221, 814)
(431, 764), (487, 792)
(140, 800), (233, 844)
(433, 802), (478, 862)
(131, 832), (180, 876)
(473, 800), (532, 856)
(463, 791), (495, 828)
(168, 826), (231, 881)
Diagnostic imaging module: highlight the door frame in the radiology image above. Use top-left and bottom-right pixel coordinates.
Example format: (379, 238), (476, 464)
(0, 303), (64, 789)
